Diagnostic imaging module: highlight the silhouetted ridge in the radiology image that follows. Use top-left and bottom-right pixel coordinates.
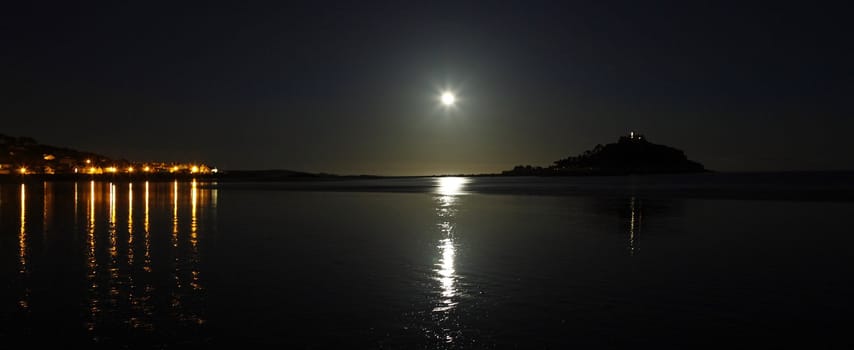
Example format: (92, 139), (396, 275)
(0, 134), (112, 170)
(503, 133), (707, 175)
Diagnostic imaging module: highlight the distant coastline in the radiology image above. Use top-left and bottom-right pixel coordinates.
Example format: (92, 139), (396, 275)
(4, 169), (853, 184)
(8, 133), (837, 184)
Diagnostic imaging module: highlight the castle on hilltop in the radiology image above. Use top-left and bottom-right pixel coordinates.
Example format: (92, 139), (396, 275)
(619, 131), (645, 143)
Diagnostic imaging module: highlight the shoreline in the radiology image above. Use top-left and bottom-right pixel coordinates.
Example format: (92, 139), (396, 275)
(1, 170), (852, 184)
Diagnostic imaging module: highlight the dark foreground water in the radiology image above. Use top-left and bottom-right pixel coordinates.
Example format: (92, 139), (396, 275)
(2, 174), (854, 348)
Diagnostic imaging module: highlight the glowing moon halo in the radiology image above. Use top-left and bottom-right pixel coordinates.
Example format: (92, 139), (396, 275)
(440, 91), (456, 107)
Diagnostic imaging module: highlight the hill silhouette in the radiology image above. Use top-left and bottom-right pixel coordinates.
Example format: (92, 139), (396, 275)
(0, 134), (113, 170)
(503, 134), (707, 176)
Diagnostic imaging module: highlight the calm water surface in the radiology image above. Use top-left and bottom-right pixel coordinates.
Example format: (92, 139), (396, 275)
(1, 176), (853, 348)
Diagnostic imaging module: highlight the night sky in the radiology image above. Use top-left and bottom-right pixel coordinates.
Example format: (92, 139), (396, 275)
(3, 1), (853, 175)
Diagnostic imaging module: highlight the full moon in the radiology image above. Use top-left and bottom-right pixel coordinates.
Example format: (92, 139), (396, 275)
(440, 91), (456, 106)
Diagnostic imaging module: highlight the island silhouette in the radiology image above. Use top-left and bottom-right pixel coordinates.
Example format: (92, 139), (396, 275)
(502, 133), (707, 176)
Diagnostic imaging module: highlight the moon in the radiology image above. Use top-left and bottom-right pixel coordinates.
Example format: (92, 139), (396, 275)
(440, 91), (456, 107)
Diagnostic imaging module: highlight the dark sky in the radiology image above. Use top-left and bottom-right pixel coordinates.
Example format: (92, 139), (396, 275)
(3, 1), (853, 175)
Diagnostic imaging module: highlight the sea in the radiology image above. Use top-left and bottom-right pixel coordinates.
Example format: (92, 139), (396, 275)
(2, 173), (853, 348)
